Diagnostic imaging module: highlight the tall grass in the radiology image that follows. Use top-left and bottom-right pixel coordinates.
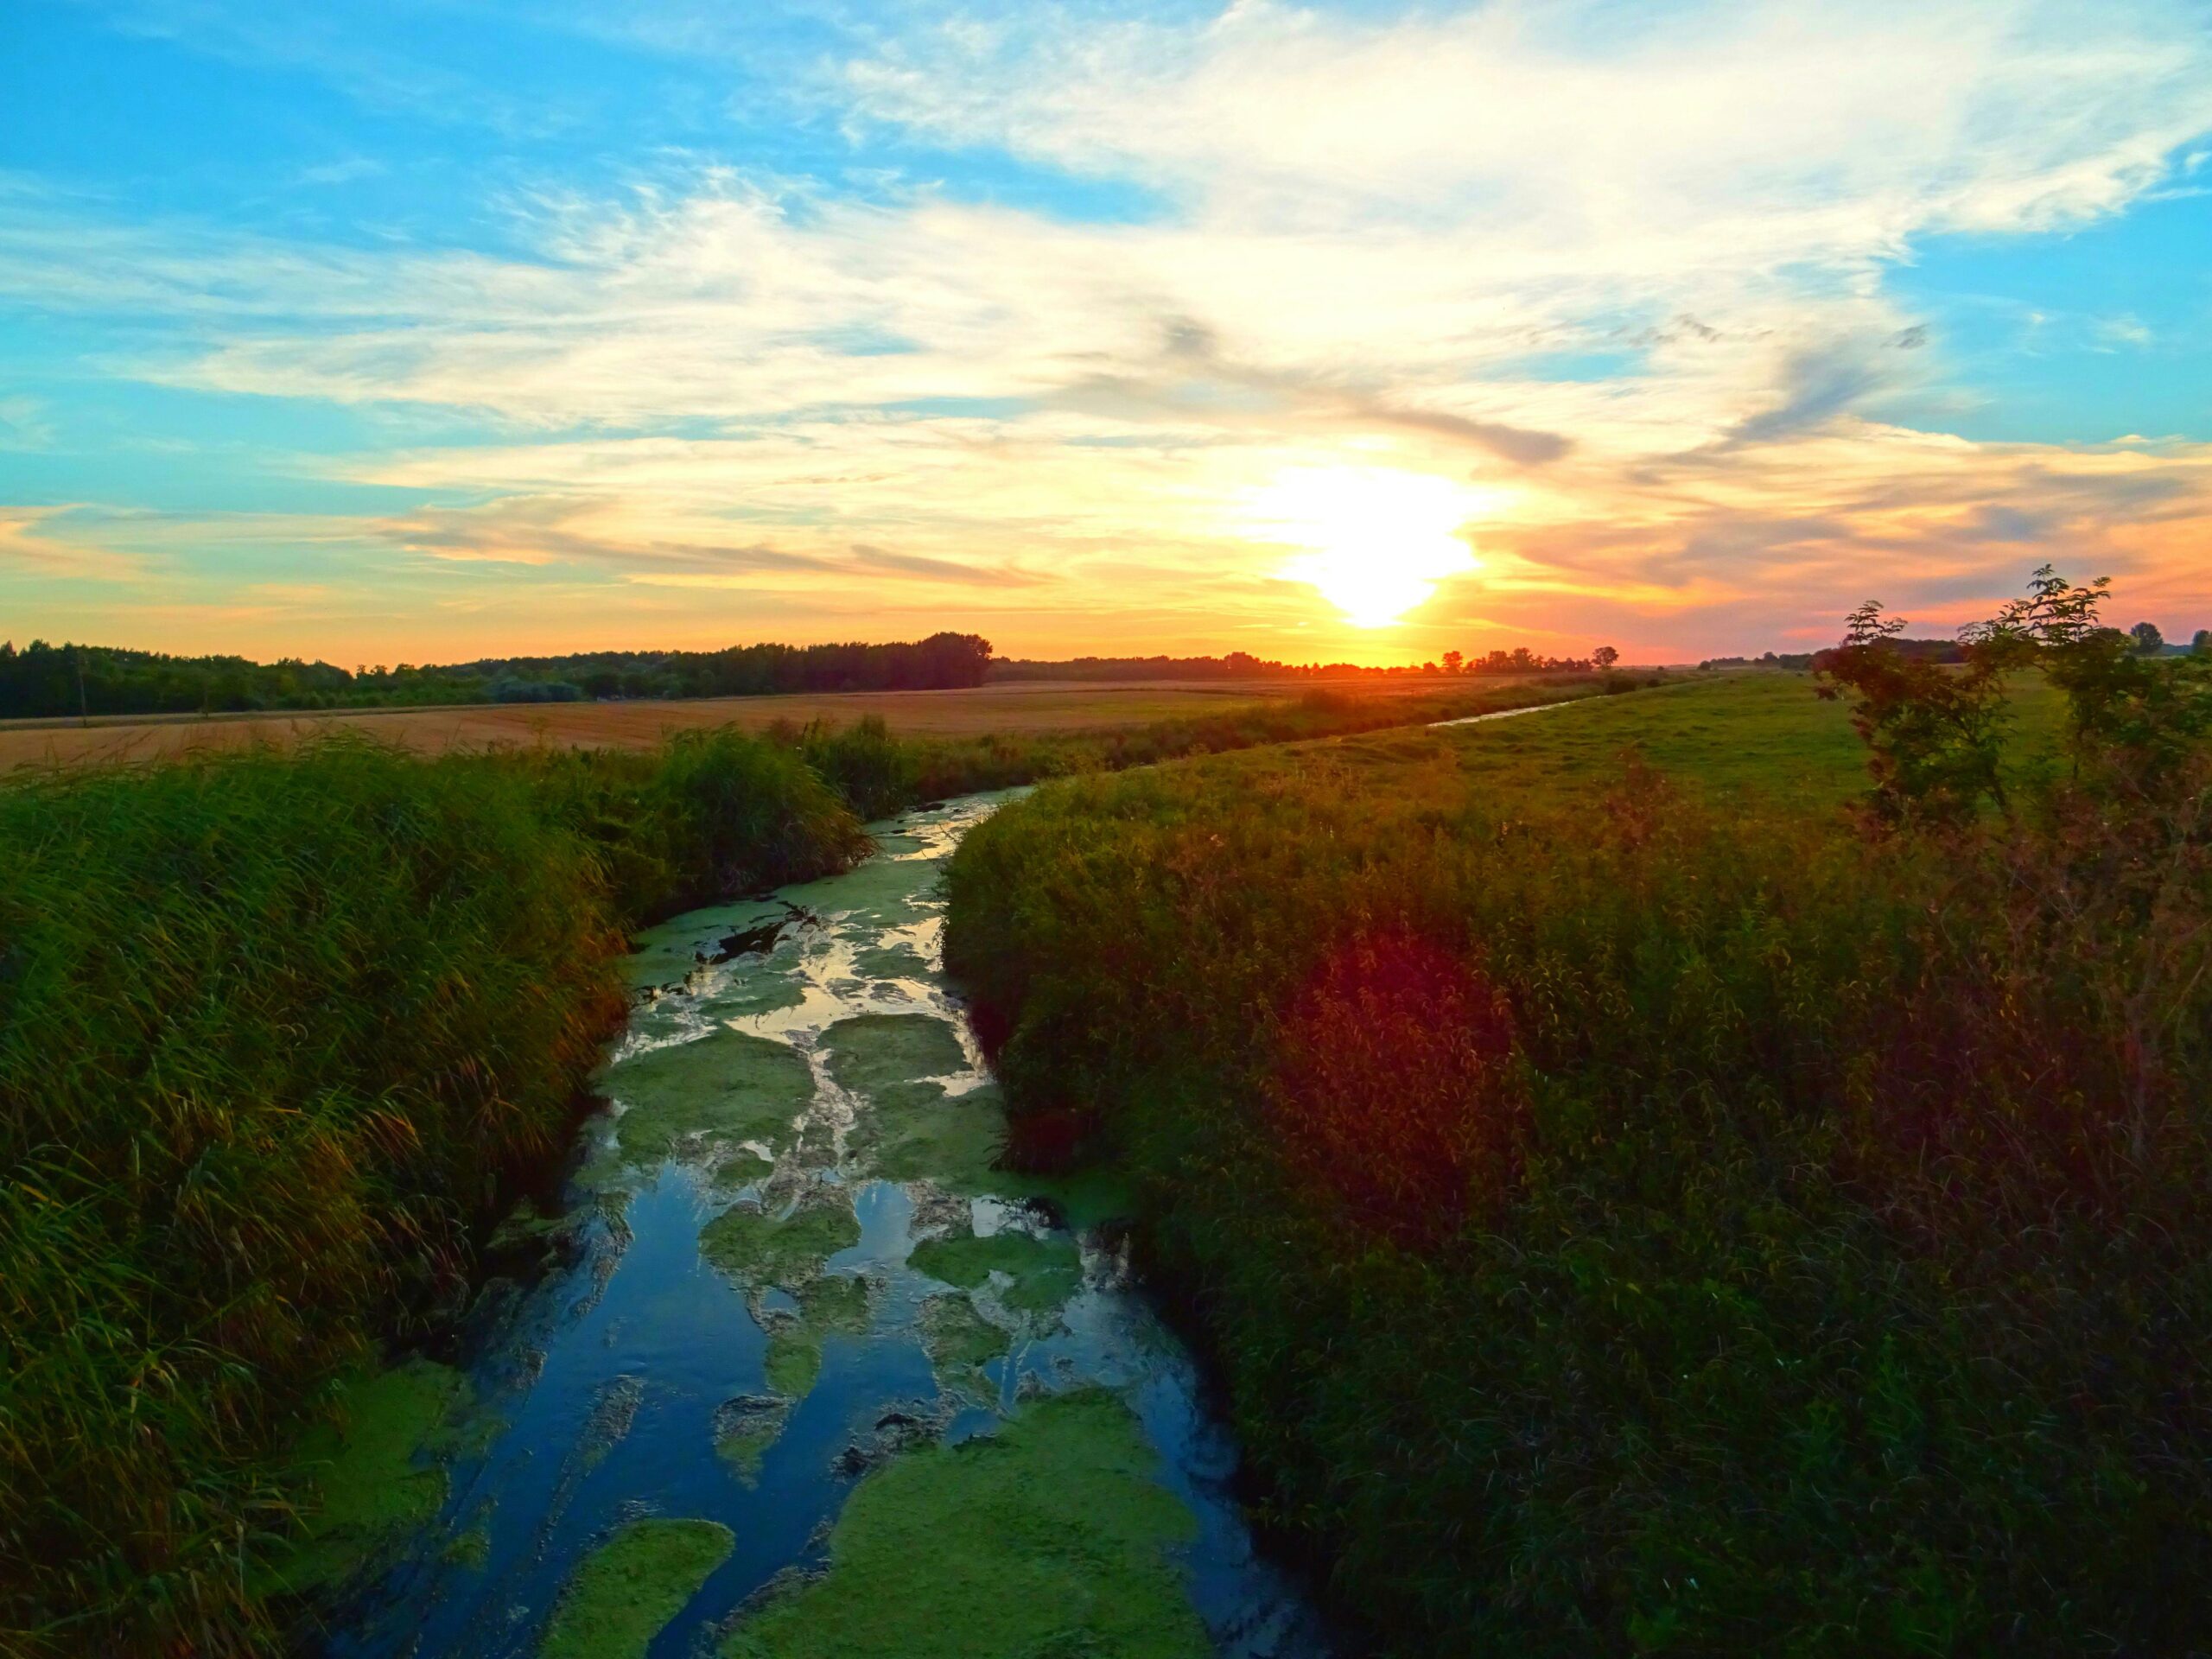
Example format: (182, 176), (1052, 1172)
(0, 731), (863, 1656)
(943, 682), (2212, 1654)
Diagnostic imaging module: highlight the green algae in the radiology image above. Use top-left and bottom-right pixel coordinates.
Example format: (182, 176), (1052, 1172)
(625, 899), (792, 989)
(698, 1192), (861, 1293)
(847, 1081), (1006, 1191)
(779, 858), (935, 930)
(713, 1395), (792, 1484)
(717, 1390), (1208, 1659)
(700, 976), (810, 1020)
(909, 1230), (1081, 1314)
(764, 1273), (874, 1398)
(539, 1516), (735, 1659)
(822, 1013), (969, 1096)
(918, 1293), (1009, 1396)
(260, 1358), (466, 1595)
(599, 1027), (815, 1168)
(443, 1509), (493, 1571)
(851, 941), (931, 980)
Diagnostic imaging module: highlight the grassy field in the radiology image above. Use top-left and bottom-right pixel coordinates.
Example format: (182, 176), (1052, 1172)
(944, 670), (2212, 1656)
(0, 673), (1511, 770)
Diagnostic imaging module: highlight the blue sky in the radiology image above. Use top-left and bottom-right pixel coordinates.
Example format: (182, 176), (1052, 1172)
(3, 0), (2209, 662)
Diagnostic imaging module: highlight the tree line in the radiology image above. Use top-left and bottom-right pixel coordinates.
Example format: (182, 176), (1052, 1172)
(0, 633), (994, 721)
(990, 645), (1604, 681)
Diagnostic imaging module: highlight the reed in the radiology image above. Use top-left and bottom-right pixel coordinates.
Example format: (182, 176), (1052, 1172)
(0, 729), (864, 1655)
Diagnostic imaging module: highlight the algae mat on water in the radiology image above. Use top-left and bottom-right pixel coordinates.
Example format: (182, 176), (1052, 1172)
(720, 1390), (1209, 1659)
(539, 1516), (735, 1659)
(261, 1359), (467, 1595)
(600, 1026), (816, 1166)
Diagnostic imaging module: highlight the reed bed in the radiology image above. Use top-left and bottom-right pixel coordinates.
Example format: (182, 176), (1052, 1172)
(944, 675), (2212, 1655)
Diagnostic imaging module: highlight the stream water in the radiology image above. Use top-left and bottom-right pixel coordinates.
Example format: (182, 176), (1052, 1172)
(327, 790), (1329, 1658)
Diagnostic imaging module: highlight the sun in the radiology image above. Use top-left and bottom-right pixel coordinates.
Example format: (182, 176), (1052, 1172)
(1244, 467), (1494, 628)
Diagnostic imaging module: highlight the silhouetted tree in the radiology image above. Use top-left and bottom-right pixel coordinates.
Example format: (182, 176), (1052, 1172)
(1593, 645), (1620, 671)
(2132, 621), (2165, 656)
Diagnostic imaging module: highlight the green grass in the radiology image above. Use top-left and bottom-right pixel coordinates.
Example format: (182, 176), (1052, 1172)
(943, 672), (2212, 1656)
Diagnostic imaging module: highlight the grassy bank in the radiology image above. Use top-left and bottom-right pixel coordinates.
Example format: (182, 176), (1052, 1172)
(943, 673), (2212, 1654)
(783, 675), (1627, 818)
(0, 677), (1587, 1654)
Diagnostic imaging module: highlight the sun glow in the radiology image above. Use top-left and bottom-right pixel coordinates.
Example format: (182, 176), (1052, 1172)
(1247, 467), (1493, 628)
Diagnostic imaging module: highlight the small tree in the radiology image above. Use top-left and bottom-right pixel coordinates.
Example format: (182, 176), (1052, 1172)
(1815, 600), (2010, 826)
(1592, 645), (1619, 671)
(1441, 650), (1464, 675)
(1965, 566), (2212, 800)
(2196, 629), (2212, 658)
(2132, 621), (2165, 657)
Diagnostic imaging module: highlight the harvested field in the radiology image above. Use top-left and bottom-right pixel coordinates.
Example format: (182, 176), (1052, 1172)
(0, 677), (1476, 769)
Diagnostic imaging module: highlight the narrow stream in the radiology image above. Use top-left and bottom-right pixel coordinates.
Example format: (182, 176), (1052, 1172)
(327, 791), (1328, 1657)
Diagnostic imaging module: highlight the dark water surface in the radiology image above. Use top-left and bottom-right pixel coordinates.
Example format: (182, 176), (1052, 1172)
(326, 791), (1328, 1658)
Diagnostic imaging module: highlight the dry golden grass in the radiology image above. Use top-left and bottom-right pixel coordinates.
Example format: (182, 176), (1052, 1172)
(0, 678), (1464, 769)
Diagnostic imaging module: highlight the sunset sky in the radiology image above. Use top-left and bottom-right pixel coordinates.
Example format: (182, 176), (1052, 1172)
(3, 0), (2209, 665)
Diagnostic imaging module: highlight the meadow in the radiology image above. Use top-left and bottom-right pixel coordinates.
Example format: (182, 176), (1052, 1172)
(944, 664), (2212, 1654)
(0, 674), (1598, 1656)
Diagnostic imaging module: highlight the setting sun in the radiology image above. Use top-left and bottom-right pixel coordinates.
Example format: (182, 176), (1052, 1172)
(1246, 467), (1495, 628)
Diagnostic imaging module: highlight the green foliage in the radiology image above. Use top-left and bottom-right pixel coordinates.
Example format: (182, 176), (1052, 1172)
(1815, 599), (2011, 824)
(1966, 567), (2212, 800)
(0, 728), (868, 1656)
(944, 674), (2212, 1656)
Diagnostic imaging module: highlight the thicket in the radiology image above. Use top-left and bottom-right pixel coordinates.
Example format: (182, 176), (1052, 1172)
(0, 674), (1585, 1654)
(944, 572), (2212, 1654)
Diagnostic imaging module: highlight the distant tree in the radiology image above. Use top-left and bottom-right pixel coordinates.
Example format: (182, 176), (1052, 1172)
(1422, 660), (1439, 676)
(2196, 629), (2212, 658)
(1441, 650), (1464, 675)
(2132, 621), (2165, 657)
(1592, 645), (1620, 671)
